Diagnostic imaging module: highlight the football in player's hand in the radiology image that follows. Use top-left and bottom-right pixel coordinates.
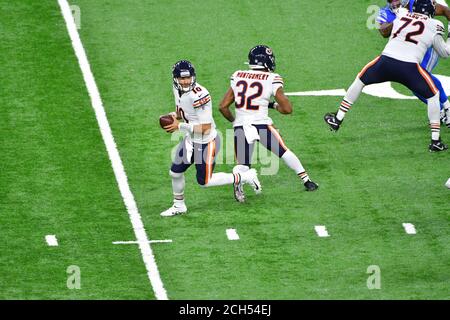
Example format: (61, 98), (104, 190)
(159, 114), (174, 129)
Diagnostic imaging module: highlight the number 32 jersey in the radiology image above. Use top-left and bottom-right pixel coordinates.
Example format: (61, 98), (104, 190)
(382, 9), (445, 64)
(230, 70), (284, 127)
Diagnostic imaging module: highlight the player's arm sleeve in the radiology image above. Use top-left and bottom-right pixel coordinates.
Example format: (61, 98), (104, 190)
(230, 72), (237, 87)
(171, 90), (182, 119)
(195, 103), (213, 125)
(377, 9), (394, 38)
(272, 74), (284, 96)
(376, 10), (388, 24)
(193, 92), (213, 124)
(433, 35), (450, 58)
(432, 22), (450, 58)
(172, 88), (178, 107)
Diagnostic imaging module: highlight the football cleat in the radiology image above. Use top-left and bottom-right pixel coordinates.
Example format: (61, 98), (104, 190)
(233, 181), (245, 203)
(304, 180), (319, 192)
(324, 112), (342, 131)
(429, 139), (448, 152)
(160, 203), (187, 217)
(244, 168), (262, 195)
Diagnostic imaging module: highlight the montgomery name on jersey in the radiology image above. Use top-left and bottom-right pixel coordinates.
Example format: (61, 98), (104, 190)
(173, 83), (217, 144)
(382, 8), (446, 64)
(230, 70), (284, 127)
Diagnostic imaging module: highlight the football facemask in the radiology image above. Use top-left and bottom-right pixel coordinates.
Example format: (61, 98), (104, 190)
(172, 60), (196, 92)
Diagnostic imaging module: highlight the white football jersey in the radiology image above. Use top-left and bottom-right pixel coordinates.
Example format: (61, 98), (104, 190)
(382, 9), (445, 64)
(230, 69), (284, 127)
(173, 83), (217, 144)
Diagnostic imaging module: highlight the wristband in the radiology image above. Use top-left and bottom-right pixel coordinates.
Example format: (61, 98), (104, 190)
(268, 102), (278, 110)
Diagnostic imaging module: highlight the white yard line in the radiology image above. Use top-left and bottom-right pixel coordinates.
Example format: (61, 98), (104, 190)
(226, 229), (240, 240)
(58, 0), (168, 300)
(113, 240), (173, 245)
(286, 89), (347, 97)
(45, 235), (59, 246)
(314, 226), (330, 238)
(402, 223), (417, 235)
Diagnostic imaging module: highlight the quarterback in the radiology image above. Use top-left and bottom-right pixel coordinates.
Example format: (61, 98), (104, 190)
(161, 60), (261, 217)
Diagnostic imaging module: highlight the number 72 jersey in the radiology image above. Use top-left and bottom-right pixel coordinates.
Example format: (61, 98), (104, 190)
(230, 69), (284, 127)
(382, 8), (445, 64)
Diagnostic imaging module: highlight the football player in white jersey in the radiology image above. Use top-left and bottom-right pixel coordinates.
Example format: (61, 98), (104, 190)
(219, 45), (319, 196)
(325, 0), (450, 152)
(160, 60), (261, 217)
(377, 0), (450, 127)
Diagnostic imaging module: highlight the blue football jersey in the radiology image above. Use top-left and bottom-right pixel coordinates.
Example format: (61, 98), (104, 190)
(376, 5), (396, 24)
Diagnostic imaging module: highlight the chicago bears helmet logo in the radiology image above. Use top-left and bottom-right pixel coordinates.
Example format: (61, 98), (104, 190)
(266, 48), (273, 55)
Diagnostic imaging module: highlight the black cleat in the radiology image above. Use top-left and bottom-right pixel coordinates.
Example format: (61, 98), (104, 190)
(324, 112), (342, 131)
(304, 180), (319, 191)
(429, 139), (448, 152)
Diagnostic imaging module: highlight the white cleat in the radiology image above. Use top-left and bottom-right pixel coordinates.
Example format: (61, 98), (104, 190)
(242, 168), (262, 195)
(160, 203), (187, 217)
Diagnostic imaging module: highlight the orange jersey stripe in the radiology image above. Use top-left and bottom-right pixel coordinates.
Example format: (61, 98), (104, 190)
(358, 56), (381, 78)
(417, 65), (438, 95)
(268, 125), (288, 151)
(204, 140), (215, 185)
(193, 96), (211, 107)
(205, 142), (211, 184)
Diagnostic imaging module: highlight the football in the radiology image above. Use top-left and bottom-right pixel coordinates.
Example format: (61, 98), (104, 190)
(159, 114), (174, 129)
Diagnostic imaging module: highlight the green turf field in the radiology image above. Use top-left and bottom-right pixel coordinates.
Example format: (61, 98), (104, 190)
(0, 0), (449, 299)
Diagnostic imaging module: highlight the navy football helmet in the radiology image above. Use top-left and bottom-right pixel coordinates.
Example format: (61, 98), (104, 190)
(412, 0), (436, 17)
(172, 60), (196, 92)
(248, 45), (276, 72)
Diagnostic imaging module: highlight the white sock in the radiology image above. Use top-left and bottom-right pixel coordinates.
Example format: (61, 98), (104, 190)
(281, 150), (310, 182)
(233, 165), (250, 174)
(337, 77), (365, 121)
(170, 170), (185, 205)
(174, 198), (185, 207)
(428, 93), (441, 140)
(203, 172), (237, 187)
